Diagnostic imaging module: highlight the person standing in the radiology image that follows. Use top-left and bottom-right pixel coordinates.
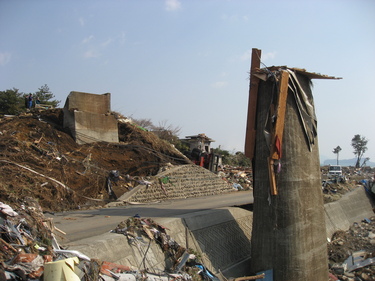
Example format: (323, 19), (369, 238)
(28, 94), (33, 109)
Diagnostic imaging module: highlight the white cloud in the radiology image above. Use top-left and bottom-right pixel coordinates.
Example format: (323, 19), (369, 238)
(118, 32), (126, 45)
(240, 50), (251, 61)
(221, 13), (248, 22)
(79, 17), (85, 26)
(83, 49), (100, 59)
(165, 0), (181, 11)
(211, 81), (228, 89)
(0, 52), (11, 66)
(82, 35), (94, 44)
(221, 14), (229, 20)
(262, 51), (277, 61)
(81, 34), (123, 60)
(240, 50), (277, 62)
(101, 38), (113, 47)
(198, 51), (210, 57)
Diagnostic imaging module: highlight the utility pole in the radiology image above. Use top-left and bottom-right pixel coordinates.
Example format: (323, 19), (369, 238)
(245, 48), (341, 281)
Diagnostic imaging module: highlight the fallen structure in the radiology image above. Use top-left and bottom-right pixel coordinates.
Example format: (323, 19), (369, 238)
(245, 48), (341, 280)
(63, 91), (119, 144)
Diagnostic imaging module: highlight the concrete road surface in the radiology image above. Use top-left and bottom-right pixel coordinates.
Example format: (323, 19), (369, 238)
(46, 190), (253, 243)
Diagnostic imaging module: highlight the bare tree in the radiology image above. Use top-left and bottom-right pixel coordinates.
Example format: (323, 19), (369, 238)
(131, 118), (181, 145)
(361, 157), (370, 167)
(152, 120), (181, 144)
(131, 118), (154, 131)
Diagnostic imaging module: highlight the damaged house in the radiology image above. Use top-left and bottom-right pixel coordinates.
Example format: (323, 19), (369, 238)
(181, 134), (222, 172)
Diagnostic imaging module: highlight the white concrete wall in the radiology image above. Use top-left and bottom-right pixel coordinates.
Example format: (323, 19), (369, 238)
(325, 186), (374, 239)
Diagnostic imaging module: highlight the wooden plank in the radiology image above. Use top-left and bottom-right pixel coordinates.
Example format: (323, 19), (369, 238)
(244, 48), (261, 159)
(235, 273), (265, 281)
(271, 70), (289, 160)
(268, 157), (277, 195)
(268, 70), (289, 195)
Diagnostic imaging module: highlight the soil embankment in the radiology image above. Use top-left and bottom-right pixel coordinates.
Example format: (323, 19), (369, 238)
(0, 109), (190, 212)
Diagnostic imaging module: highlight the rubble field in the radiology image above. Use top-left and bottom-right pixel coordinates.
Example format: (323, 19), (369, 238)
(1, 109), (375, 280)
(0, 198), (218, 281)
(0, 109), (190, 212)
(1, 109), (370, 212)
(328, 216), (375, 281)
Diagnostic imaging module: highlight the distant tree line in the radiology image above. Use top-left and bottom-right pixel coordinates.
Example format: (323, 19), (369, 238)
(0, 84), (60, 115)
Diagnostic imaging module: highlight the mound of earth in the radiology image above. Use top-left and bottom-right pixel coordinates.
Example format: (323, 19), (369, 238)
(0, 109), (190, 212)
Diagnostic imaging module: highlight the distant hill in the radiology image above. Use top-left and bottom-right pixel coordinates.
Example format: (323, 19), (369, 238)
(322, 158), (375, 167)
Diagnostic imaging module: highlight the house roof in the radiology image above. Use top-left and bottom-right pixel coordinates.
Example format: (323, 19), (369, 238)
(184, 133), (215, 142)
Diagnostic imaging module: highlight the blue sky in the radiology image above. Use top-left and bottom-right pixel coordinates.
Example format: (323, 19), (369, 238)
(1, 0), (374, 164)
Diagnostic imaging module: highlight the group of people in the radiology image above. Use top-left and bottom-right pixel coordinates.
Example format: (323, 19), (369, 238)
(25, 94), (41, 109)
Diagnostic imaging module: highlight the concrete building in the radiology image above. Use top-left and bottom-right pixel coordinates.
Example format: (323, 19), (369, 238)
(63, 91), (119, 144)
(182, 133), (215, 153)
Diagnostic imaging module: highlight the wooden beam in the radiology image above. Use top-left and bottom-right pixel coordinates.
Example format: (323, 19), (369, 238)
(244, 48), (261, 159)
(268, 70), (289, 195)
(268, 157), (277, 195)
(271, 70), (289, 160)
(234, 273), (265, 281)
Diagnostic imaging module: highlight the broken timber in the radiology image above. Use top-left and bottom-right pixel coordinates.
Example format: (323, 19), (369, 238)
(234, 273), (265, 280)
(244, 49), (341, 196)
(268, 70), (289, 195)
(244, 48), (289, 195)
(244, 48), (261, 160)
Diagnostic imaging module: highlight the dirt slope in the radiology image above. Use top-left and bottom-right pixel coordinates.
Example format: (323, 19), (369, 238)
(0, 109), (190, 212)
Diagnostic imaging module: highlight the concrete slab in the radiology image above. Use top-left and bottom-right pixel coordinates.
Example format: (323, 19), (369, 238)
(63, 207), (253, 279)
(325, 186), (374, 238)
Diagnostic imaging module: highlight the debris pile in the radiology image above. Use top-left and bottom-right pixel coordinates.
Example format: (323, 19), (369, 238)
(322, 180), (358, 203)
(112, 216), (185, 271)
(112, 217), (220, 281)
(0, 198), (60, 280)
(0, 199), (219, 281)
(218, 166), (253, 191)
(322, 169), (375, 204)
(328, 217), (375, 280)
(0, 110), (189, 212)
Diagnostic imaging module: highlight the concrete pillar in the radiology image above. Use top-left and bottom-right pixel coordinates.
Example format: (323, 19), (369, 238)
(250, 72), (328, 280)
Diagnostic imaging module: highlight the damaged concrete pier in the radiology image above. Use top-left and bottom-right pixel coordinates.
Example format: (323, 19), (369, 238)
(245, 48), (341, 280)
